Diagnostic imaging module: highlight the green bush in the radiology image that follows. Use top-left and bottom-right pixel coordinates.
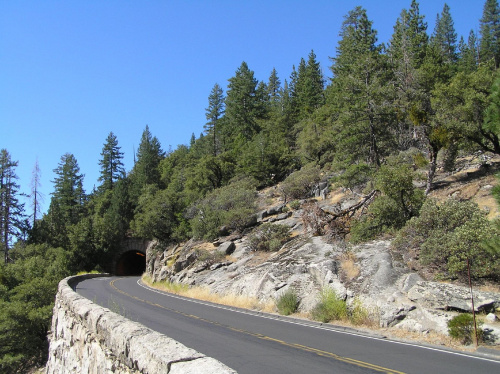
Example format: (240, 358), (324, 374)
(447, 314), (483, 345)
(276, 288), (299, 316)
(393, 199), (500, 280)
(279, 166), (321, 202)
(289, 200), (301, 210)
(247, 223), (291, 252)
(311, 288), (348, 323)
(190, 178), (258, 240)
(350, 157), (425, 242)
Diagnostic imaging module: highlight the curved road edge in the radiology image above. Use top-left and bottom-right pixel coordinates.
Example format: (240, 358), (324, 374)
(136, 277), (500, 364)
(46, 273), (238, 374)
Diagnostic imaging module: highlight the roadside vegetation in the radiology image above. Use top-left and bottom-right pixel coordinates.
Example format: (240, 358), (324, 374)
(2, 1), (500, 370)
(141, 274), (275, 312)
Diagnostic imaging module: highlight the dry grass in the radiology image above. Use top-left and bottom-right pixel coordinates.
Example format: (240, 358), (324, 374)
(340, 252), (360, 281)
(142, 274), (275, 313)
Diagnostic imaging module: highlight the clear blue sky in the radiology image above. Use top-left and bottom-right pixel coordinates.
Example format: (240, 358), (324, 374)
(0, 0), (484, 214)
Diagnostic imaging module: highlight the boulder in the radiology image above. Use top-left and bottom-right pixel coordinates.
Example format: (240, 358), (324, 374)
(174, 252), (197, 273)
(408, 281), (498, 313)
(379, 304), (416, 327)
(218, 242), (236, 255)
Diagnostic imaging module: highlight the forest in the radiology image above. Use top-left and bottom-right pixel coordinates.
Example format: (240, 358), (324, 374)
(2, 1), (500, 372)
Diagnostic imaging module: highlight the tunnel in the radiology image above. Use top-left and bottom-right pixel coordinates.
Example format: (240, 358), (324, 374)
(115, 250), (146, 276)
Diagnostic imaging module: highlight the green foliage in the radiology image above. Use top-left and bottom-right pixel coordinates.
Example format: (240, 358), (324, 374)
(98, 132), (125, 192)
(0, 243), (70, 373)
(350, 157), (425, 242)
(279, 166), (321, 201)
(394, 199), (500, 280)
(224, 62), (264, 141)
(447, 314), (483, 345)
(247, 223), (290, 252)
(276, 288), (299, 316)
(0, 149), (25, 264)
(130, 185), (187, 244)
(311, 288), (348, 323)
(189, 178), (258, 240)
(130, 125), (165, 202)
(289, 200), (301, 210)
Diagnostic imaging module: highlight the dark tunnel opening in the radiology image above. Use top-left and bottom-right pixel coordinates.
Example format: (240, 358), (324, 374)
(115, 250), (146, 276)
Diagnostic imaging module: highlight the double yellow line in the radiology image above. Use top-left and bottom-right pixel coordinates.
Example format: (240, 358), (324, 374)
(109, 279), (405, 374)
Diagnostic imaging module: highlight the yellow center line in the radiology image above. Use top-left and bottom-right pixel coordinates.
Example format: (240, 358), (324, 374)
(109, 278), (405, 374)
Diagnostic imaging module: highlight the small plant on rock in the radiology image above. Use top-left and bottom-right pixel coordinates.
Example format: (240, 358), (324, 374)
(276, 288), (299, 316)
(348, 298), (373, 326)
(247, 223), (290, 252)
(289, 200), (301, 210)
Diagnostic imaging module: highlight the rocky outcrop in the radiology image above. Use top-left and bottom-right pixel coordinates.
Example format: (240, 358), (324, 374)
(46, 274), (236, 374)
(408, 281), (499, 313)
(147, 232), (500, 343)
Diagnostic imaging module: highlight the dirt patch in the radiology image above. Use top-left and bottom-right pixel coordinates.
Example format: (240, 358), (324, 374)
(428, 154), (500, 219)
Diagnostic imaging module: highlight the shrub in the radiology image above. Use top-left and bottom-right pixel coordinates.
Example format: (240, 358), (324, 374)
(393, 199), (500, 280)
(279, 166), (321, 202)
(311, 288), (348, 323)
(247, 223), (290, 252)
(276, 288), (299, 316)
(289, 200), (301, 210)
(350, 157), (425, 242)
(189, 178), (258, 240)
(447, 314), (483, 345)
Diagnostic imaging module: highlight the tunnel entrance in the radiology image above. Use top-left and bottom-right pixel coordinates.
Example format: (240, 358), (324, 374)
(115, 250), (146, 276)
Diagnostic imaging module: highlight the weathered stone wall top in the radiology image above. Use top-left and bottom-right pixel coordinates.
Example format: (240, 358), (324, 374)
(46, 274), (237, 374)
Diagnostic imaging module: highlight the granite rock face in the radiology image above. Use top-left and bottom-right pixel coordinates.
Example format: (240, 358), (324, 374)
(46, 274), (237, 374)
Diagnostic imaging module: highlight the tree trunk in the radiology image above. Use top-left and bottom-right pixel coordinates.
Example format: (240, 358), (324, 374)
(425, 144), (440, 195)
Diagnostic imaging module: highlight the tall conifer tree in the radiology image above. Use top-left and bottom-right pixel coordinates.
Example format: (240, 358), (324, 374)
(430, 3), (458, 64)
(204, 83), (225, 156)
(329, 6), (394, 170)
(98, 132), (125, 192)
(0, 149), (25, 263)
(130, 125), (164, 200)
(225, 62), (262, 140)
(479, 0), (500, 67)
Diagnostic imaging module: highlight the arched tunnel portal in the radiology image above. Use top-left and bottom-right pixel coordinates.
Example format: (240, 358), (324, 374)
(115, 250), (146, 276)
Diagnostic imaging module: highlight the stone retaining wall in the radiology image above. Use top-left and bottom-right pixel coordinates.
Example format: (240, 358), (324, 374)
(45, 274), (236, 373)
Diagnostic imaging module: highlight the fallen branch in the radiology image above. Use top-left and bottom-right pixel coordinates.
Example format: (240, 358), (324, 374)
(322, 190), (378, 219)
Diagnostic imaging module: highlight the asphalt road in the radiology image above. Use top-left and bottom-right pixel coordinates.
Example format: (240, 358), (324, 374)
(75, 276), (500, 374)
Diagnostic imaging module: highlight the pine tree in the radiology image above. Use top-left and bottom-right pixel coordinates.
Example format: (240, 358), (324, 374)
(49, 153), (85, 228)
(225, 62), (262, 140)
(98, 132), (125, 192)
(294, 51), (324, 119)
(458, 30), (480, 72)
(329, 6), (394, 170)
(388, 1), (429, 150)
(130, 125), (165, 199)
(267, 68), (281, 111)
(479, 0), (500, 67)
(430, 3), (458, 64)
(0, 149), (25, 263)
(204, 83), (225, 156)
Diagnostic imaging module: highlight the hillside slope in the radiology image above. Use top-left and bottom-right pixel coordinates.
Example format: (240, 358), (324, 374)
(145, 152), (500, 348)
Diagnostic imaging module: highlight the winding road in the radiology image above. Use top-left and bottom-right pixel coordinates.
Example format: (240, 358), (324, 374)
(75, 276), (500, 374)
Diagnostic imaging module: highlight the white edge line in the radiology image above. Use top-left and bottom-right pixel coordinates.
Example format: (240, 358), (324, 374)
(131, 277), (500, 365)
